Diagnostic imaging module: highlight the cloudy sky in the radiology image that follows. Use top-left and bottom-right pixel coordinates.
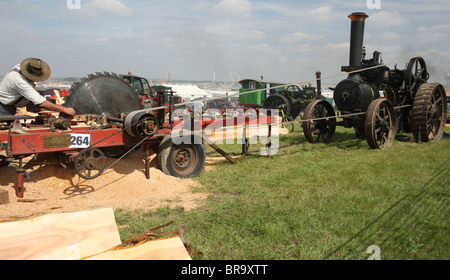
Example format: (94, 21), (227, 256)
(0, 0), (449, 85)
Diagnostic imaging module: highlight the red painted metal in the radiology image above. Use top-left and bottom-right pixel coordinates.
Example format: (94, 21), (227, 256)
(1, 115), (273, 156)
(15, 169), (25, 198)
(1, 113), (275, 198)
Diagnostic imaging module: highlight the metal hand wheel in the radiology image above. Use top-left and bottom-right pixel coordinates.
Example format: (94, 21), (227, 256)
(74, 147), (106, 180)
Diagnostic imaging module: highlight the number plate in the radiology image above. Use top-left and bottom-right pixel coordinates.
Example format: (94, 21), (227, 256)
(69, 134), (91, 148)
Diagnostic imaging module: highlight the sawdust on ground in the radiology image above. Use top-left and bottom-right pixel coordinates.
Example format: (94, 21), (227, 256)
(0, 149), (210, 219)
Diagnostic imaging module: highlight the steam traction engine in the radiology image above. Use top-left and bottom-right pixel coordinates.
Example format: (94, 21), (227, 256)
(303, 12), (447, 149)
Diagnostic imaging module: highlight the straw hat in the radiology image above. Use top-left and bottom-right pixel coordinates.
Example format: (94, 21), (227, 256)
(20, 58), (51, 82)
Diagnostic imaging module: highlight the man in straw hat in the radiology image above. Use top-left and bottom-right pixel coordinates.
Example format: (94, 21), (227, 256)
(0, 58), (76, 116)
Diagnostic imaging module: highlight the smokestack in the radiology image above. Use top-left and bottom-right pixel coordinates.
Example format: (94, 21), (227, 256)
(348, 12), (369, 69)
(316, 71), (322, 96)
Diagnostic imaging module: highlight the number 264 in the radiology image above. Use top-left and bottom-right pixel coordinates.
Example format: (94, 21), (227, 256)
(71, 136), (89, 146)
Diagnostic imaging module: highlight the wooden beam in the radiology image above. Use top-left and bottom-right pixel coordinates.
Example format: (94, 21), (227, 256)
(203, 137), (236, 164)
(0, 208), (121, 260)
(85, 236), (191, 260)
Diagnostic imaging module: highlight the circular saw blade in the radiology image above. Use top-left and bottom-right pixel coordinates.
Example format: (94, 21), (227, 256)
(63, 72), (143, 116)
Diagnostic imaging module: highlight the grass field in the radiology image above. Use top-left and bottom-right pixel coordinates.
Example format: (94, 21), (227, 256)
(115, 124), (450, 260)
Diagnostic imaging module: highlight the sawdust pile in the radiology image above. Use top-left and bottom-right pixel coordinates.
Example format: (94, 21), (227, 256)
(0, 149), (208, 219)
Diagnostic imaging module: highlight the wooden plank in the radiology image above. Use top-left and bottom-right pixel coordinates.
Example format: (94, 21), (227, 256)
(0, 208), (121, 260)
(85, 236), (191, 260)
(203, 137), (236, 164)
(53, 89), (63, 105)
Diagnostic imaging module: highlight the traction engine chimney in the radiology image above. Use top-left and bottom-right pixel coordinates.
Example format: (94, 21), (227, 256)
(346, 12), (369, 71)
(316, 71), (322, 96)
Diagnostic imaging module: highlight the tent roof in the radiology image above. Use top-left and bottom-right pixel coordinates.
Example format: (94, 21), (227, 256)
(163, 84), (211, 98)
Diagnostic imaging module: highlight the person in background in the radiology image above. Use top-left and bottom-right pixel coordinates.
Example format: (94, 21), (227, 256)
(0, 58), (76, 116)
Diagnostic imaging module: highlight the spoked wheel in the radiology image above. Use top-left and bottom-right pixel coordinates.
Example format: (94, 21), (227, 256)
(411, 83), (447, 142)
(263, 94), (293, 119)
(74, 147), (106, 179)
(281, 114), (294, 132)
(405, 57), (428, 93)
(284, 85), (303, 98)
(157, 136), (206, 178)
(302, 99), (336, 143)
(365, 99), (397, 149)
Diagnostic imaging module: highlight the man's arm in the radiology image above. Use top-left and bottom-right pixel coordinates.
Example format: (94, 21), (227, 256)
(11, 72), (76, 116)
(38, 100), (76, 116)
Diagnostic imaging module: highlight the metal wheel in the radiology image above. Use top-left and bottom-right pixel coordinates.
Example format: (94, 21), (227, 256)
(281, 114), (294, 132)
(171, 145), (199, 176)
(365, 99), (397, 149)
(125, 112), (158, 138)
(157, 136), (205, 178)
(284, 85), (304, 99)
(263, 94), (293, 118)
(302, 99), (336, 143)
(74, 147), (106, 180)
(411, 83), (447, 142)
(405, 57), (428, 94)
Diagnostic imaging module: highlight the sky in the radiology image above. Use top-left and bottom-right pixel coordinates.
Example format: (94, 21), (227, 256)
(0, 0), (449, 85)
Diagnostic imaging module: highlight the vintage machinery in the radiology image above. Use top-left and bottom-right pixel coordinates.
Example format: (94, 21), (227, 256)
(238, 73), (324, 133)
(0, 72), (274, 198)
(263, 72), (325, 120)
(302, 12), (447, 149)
(121, 73), (183, 113)
(0, 73), (192, 198)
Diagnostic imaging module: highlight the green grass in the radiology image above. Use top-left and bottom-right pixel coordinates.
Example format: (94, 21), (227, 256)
(115, 125), (450, 260)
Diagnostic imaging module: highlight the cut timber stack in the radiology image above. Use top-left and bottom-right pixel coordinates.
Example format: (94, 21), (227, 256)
(206, 121), (288, 142)
(0, 208), (191, 260)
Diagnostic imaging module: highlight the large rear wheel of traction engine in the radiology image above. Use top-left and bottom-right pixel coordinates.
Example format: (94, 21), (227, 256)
(157, 135), (206, 178)
(411, 83), (447, 142)
(365, 99), (396, 149)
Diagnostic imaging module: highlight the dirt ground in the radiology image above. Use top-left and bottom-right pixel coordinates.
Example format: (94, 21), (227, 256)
(0, 108), (277, 220)
(0, 149), (210, 220)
